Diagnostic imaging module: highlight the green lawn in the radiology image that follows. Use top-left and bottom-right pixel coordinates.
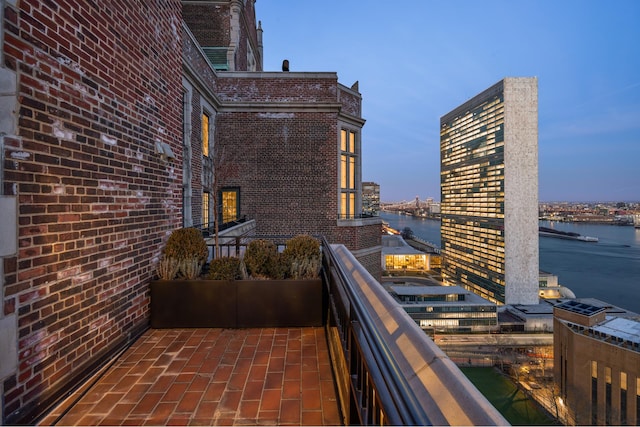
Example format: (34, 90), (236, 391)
(460, 367), (556, 426)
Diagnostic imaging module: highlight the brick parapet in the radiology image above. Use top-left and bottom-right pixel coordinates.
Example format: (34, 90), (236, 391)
(215, 73), (339, 104)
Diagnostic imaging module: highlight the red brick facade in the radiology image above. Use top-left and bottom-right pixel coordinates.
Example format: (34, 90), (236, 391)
(1, 1), (380, 422)
(1, 0), (183, 422)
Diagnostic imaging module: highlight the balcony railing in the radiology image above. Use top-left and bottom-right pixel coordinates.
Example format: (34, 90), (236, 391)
(192, 216), (248, 238)
(321, 237), (509, 426)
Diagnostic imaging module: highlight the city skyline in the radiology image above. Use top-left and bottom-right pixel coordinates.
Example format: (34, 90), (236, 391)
(256, 0), (640, 203)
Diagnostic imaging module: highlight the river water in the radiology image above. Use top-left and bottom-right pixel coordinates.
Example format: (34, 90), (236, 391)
(380, 212), (640, 314)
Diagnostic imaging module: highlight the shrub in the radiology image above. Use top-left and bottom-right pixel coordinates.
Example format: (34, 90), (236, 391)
(160, 228), (208, 279)
(179, 258), (202, 280)
(270, 252), (288, 280)
(157, 257), (179, 280)
(243, 239), (280, 279)
(163, 228), (208, 263)
(282, 235), (321, 279)
(208, 256), (243, 280)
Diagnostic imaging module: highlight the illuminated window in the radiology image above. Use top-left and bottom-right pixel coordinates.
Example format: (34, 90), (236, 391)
(202, 192), (210, 226)
(592, 361), (598, 424)
(636, 378), (639, 425)
(620, 372), (627, 425)
(220, 187), (239, 224)
(202, 113), (210, 157)
(605, 366), (612, 424)
(340, 129), (358, 218)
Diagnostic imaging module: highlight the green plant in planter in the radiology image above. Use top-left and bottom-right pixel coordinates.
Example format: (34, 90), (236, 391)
(157, 257), (180, 280)
(208, 256), (243, 280)
(282, 235), (321, 279)
(243, 239), (284, 279)
(159, 228), (208, 279)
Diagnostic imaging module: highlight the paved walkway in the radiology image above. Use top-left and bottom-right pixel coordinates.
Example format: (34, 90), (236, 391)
(38, 327), (342, 426)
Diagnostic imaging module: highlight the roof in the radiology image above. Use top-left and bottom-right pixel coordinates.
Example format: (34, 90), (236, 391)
(593, 317), (640, 345)
(381, 235), (426, 256)
(556, 299), (605, 316)
(202, 46), (229, 71)
(507, 303), (554, 317)
(390, 285), (496, 306)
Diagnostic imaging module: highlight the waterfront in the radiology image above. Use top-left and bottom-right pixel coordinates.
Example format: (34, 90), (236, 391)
(380, 212), (640, 313)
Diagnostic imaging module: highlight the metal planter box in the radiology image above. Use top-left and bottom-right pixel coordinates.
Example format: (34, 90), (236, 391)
(150, 279), (323, 328)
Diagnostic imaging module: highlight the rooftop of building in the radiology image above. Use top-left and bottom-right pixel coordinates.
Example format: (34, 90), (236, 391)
(509, 297), (639, 319)
(381, 235), (425, 255)
(592, 317), (640, 345)
(390, 285), (496, 306)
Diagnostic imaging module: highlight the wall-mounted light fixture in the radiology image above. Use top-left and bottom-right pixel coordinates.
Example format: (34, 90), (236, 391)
(155, 141), (176, 161)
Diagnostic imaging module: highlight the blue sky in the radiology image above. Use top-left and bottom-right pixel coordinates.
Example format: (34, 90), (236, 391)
(256, 1), (640, 203)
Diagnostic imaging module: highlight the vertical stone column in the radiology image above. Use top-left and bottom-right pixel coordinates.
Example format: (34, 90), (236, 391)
(0, 1), (19, 421)
(503, 77), (539, 305)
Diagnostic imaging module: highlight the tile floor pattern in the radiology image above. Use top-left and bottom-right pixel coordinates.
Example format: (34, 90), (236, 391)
(39, 327), (342, 426)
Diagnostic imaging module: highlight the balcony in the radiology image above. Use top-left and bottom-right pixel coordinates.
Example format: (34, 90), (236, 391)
(38, 240), (507, 426)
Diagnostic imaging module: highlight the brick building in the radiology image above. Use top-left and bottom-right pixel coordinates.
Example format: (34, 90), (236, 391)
(1, 0), (380, 423)
(554, 300), (640, 425)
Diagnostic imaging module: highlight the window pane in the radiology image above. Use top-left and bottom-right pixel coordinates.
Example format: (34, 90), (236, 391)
(349, 157), (355, 189)
(203, 192), (209, 225)
(222, 190), (237, 223)
(341, 193), (347, 217)
(202, 114), (209, 157)
(349, 193), (355, 217)
(349, 131), (355, 153)
(341, 129), (347, 152)
(341, 155), (347, 189)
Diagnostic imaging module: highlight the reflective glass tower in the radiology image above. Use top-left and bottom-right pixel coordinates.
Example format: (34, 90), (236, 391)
(440, 78), (539, 305)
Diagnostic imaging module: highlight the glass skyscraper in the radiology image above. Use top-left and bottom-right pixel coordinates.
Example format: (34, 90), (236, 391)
(440, 78), (539, 305)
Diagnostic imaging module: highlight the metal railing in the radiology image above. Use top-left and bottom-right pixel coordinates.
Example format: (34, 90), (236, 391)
(321, 237), (509, 426)
(192, 216), (248, 238)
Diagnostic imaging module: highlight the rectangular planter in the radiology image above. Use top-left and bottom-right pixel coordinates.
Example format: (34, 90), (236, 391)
(150, 278), (323, 328)
(150, 279), (237, 328)
(236, 279), (323, 328)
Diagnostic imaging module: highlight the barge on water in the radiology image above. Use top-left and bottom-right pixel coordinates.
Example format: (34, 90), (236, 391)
(539, 226), (598, 242)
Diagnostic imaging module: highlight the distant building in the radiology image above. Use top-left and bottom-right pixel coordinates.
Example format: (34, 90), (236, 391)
(388, 285), (498, 334)
(362, 181), (380, 216)
(440, 78), (539, 305)
(428, 202), (441, 215)
(381, 235), (430, 271)
(538, 270), (576, 299)
(503, 303), (554, 332)
(554, 300), (640, 426)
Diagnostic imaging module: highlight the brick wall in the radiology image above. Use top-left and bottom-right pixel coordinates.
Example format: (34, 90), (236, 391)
(213, 72), (380, 271)
(1, 1), (183, 421)
(333, 222), (382, 278)
(183, 2), (231, 48)
(215, 74), (338, 102)
(215, 110), (339, 237)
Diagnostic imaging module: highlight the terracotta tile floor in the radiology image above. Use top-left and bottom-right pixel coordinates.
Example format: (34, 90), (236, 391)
(38, 327), (342, 426)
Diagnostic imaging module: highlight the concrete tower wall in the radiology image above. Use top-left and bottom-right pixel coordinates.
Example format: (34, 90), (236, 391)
(503, 77), (539, 305)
